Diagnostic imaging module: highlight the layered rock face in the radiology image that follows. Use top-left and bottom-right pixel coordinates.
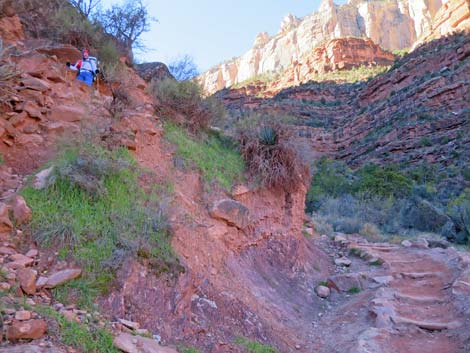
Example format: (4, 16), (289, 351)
(415, 0), (470, 46)
(218, 32), (470, 171)
(277, 37), (395, 88)
(198, 0), (443, 93)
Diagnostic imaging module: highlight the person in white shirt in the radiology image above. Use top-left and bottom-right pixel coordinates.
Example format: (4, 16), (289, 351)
(66, 49), (99, 86)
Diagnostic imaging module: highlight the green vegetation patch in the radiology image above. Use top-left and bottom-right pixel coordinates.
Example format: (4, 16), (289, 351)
(164, 123), (245, 190)
(36, 306), (119, 353)
(313, 65), (389, 83)
(306, 157), (470, 244)
(235, 337), (279, 353)
(178, 347), (203, 353)
(347, 287), (361, 294)
(21, 144), (178, 308)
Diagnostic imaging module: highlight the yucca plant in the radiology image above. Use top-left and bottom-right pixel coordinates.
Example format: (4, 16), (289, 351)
(258, 125), (278, 146)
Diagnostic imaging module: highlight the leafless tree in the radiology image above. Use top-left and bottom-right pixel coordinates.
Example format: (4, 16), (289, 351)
(68, 0), (101, 18)
(98, 0), (156, 51)
(169, 54), (199, 81)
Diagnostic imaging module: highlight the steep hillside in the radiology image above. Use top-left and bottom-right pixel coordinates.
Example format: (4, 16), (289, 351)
(198, 0), (447, 93)
(0, 6), (328, 353)
(218, 32), (469, 171)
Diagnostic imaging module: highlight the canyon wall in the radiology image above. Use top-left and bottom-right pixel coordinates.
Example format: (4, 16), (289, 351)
(198, 0), (443, 93)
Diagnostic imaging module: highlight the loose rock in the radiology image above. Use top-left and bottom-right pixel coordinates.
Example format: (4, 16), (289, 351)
(6, 319), (47, 341)
(17, 268), (37, 295)
(315, 285), (331, 298)
(45, 269), (82, 288)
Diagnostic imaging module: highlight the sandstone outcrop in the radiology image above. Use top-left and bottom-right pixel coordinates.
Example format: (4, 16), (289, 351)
(198, 0), (446, 93)
(415, 0), (470, 46)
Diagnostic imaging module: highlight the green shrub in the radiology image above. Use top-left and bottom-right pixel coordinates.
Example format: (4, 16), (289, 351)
(306, 158), (352, 212)
(314, 64), (389, 83)
(447, 190), (470, 244)
(331, 217), (362, 234)
(353, 164), (412, 198)
(51, 5), (102, 49)
(36, 306), (119, 353)
(164, 123), (244, 190)
(360, 223), (380, 238)
(311, 215), (334, 236)
(392, 49), (409, 58)
(98, 39), (121, 73)
(21, 143), (179, 307)
(178, 347), (202, 353)
(462, 168), (470, 181)
(235, 337), (279, 353)
(347, 287), (361, 294)
(150, 78), (224, 133)
(420, 137), (432, 147)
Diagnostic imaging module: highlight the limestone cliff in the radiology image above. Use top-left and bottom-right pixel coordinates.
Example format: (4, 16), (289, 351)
(198, 0), (444, 93)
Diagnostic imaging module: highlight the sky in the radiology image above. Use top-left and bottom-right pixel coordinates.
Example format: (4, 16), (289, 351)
(100, 1), (333, 72)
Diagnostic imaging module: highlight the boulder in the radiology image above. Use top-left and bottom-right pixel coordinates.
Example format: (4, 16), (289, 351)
(9, 112), (27, 127)
(33, 166), (54, 190)
(113, 333), (178, 353)
(20, 77), (51, 92)
(334, 257), (352, 267)
(327, 273), (365, 292)
(45, 269), (82, 288)
(0, 246), (17, 255)
(135, 62), (173, 82)
(12, 195), (32, 225)
(119, 318), (140, 330)
(231, 184), (250, 196)
(401, 198), (450, 233)
(17, 268), (37, 295)
(315, 285), (331, 298)
(6, 320), (47, 341)
(36, 45), (81, 63)
(15, 310), (32, 321)
(35, 276), (48, 289)
(48, 105), (85, 122)
(25, 249), (39, 258)
(401, 240), (412, 247)
(0, 344), (65, 353)
(209, 199), (250, 230)
(0, 202), (13, 233)
(23, 101), (44, 120)
(7, 254), (34, 269)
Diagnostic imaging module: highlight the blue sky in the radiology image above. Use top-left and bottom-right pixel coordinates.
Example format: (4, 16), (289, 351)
(100, 1), (334, 71)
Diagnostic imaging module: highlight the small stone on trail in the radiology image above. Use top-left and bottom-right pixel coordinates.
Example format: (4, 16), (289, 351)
(315, 285), (331, 298)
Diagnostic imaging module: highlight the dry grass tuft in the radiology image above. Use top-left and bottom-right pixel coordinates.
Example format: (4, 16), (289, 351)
(238, 123), (308, 192)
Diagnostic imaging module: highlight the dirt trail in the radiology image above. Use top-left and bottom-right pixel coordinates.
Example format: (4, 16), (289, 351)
(307, 236), (470, 353)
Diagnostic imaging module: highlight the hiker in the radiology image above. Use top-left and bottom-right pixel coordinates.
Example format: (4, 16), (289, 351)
(66, 49), (99, 86)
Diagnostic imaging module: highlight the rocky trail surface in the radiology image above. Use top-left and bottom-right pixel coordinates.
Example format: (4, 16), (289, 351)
(306, 235), (470, 353)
